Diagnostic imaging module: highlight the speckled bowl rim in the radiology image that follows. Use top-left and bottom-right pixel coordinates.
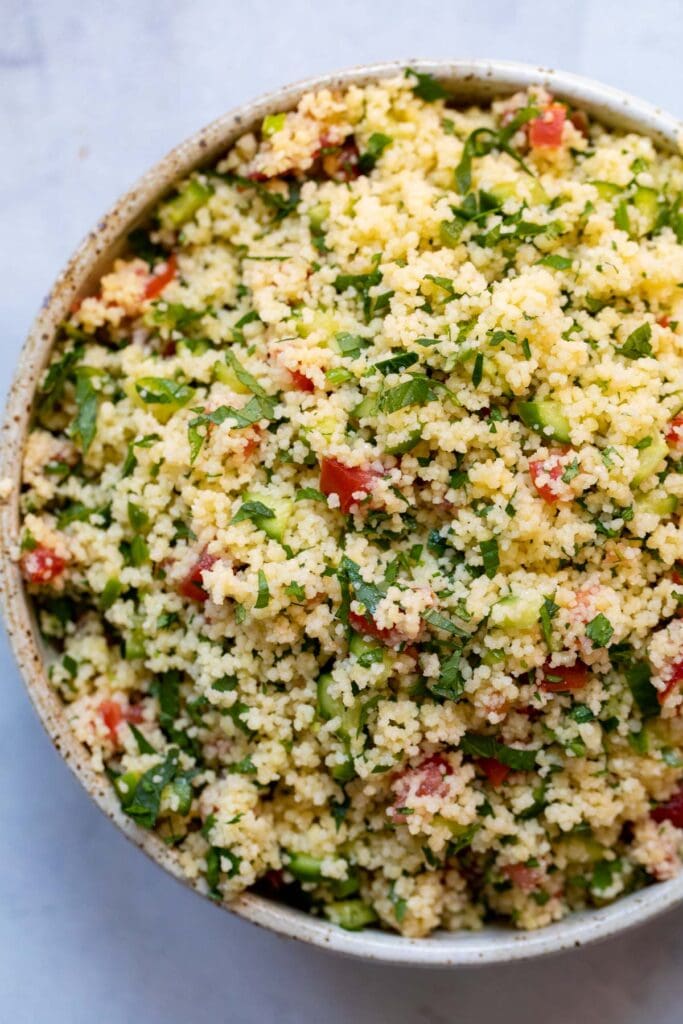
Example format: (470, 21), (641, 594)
(2, 59), (683, 966)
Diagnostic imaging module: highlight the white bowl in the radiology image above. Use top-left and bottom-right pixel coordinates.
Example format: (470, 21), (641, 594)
(2, 59), (682, 965)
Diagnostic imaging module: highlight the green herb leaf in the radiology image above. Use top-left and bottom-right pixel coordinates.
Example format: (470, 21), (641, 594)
(375, 352), (419, 376)
(406, 68), (448, 102)
(539, 596), (559, 650)
(378, 375), (437, 413)
(340, 555), (385, 614)
(255, 569), (270, 608)
(537, 254), (573, 270)
(585, 613), (614, 649)
(358, 132), (392, 172)
(480, 538), (499, 579)
(232, 500), (275, 525)
(70, 369), (99, 453)
(626, 660), (659, 719)
(295, 487), (326, 502)
(422, 609), (469, 638)
(618, 323), (653, 359)
(461, 733), (538, 771)
(188, 394), (276, 462)
(428, 649), (466, 701)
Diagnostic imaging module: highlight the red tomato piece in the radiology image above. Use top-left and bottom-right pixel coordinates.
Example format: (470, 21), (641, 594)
(658, 658), (683, 704)
(666, 416), (683, 447)
(320, 457), (380, 514)
(529, 454), (570, 503)
(652, 787), (683, 828)
(20, 545), (66, 584)
(144, 254), (177, 300)
(289, 369), (315, 392)
(657, 315), (670, 328)
(502, 864), (543, 892)
(240, 426), (262, 459)
(528, 103), (566, 149)
(349, 610), (407, 647)
(540, 660), (589, 693)
(99, 700), (143, 743)
(179, 551), (218, 602)
(477, 757), (511, 787)
(390, 753), (453, 820)
(99, 699), (122, 741)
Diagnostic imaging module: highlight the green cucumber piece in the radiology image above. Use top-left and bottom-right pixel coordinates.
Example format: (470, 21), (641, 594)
(633, 186), (659, 235)
(323, 899), (378, 931)
(490, 592), (544, 633)
(632, 434), (668, 488)
(385, 427), (421, 455)
(241, 491), (293, 541)
(590, 180), (622, 201)
(518, 400), (571, 443)
(635, 491), (678, 517)
(158, 179), (214, 230)
(286, 852), (323, 882)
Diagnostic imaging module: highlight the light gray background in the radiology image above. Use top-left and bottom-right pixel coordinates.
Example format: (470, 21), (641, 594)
(2, 1), (682, 1021)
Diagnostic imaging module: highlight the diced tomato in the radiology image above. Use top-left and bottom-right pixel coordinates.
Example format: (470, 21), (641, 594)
(502, 864), (543, 892)
(657, 315), (670, 328)
(99, 699), (143, 743)
(289, 369), (315, 392)
(320, 457), (380, 514)
(144, 254), (177, 300)
(349, 610), (406, 647)
(477, 757), (511, 787)
(528, 103), (566, 149)
(652, 787), (683, 828)
(240, 426), (262, 459)
(179, 550), (218, 602)
(529, 454), (571, 503)
(390, 753), (453, 820)
(20, 545), (66, 584)
(665, 416), (683, 447)
(320, 136), (359, 182)
(658, 657), (683, 704)
(540, 660), (589, 693)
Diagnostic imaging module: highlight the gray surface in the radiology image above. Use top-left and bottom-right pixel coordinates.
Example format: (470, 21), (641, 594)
(2, 1), (683, 1020)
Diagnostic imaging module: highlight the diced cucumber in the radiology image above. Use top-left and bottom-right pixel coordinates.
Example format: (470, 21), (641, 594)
(439, 219), (463, 248)
(349, 632), (383, 662)
(490, 179), (549, 206)
(633, 186), (659, 235)
(213, 360), (251, 395)
(308, 202), (330, 231)
(385, 428), (421, 455)
(317, 674), (344, 721)
(590, 180), (622, 201)
(350, 394), (378, 420)
(323, 899), (378, 931)
(286, 852), (323, 882)
(635, 491), (678, 517)
(632, 434), (668, 488)
(242, 491), (293, 541)
(261, 112), (286, 137)
(330, 755), (356, 783)
(331, 868), (361, 899)
(158, 179), (214, 230)
(481, 648), (505, 666)
(490, 592), (544, 633)
(517, 400), (571, 443)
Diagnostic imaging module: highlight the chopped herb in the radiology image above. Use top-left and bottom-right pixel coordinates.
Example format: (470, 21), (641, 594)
(472, 352), (484, 387)
(232, 499), (275, 525)
(585, 613), (614, 649)
(480, 538), (499, 579)
(422, 609), (469, 638)
(539, 596), (559, 650)
(618, 323), (653, 360)
(375, 352), (419, 376)
(537, 254), (573, 269)
(358, 132), (392, 172)
(625, 660), (659, 719)
(406, 67), (448, 102)
(460, 733), (538, 771)
(255, 569), (270, 608)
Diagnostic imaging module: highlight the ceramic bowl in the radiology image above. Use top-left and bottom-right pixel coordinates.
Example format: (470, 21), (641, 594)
(2, 59), (682, 965)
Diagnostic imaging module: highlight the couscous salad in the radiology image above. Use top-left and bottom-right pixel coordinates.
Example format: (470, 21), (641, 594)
(14, 71), (683, 935)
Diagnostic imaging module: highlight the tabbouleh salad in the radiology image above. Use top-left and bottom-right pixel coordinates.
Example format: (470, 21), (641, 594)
(13, 70), (683, 935)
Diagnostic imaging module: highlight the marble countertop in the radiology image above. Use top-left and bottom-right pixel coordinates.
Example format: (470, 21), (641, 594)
(2, 1), (683, 1020)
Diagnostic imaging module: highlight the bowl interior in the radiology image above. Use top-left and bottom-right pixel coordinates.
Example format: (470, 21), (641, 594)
(2, 59), (682, 966)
